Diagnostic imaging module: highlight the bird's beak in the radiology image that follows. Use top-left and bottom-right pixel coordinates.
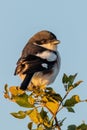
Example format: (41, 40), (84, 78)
(52, 39), (60, 45)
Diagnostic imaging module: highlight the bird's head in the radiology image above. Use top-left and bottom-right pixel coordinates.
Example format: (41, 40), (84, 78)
(29, 30), (60, 51)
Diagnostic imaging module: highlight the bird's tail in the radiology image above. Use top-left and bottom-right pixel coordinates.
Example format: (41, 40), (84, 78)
(20, 73), (34, 90)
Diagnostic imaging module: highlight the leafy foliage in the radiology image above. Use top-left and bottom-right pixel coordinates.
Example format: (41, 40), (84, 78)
(64, 95), (81, 107)
(11, 111), (26, 119)
(4, 73), (87, 130)
(68, 123), (87, 130)
(62, 73), (83, 91)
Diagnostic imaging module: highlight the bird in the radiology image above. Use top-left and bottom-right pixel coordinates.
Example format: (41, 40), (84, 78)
(14, 30), (61, 90)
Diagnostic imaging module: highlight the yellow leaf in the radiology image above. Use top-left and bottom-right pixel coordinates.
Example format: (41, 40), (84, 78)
(42, 96), (48, 103)
(68, 85), (73, 91)
(44, 121), (52, 128)
(4, 93), (9, 98)
(28, 96), (35, 105)
(28, 109), (43, 124)
(43, 97), (59, 115)
(9, 86), (24, 96)
(74, 95), (80, 102)
(40, 85), (46, 90)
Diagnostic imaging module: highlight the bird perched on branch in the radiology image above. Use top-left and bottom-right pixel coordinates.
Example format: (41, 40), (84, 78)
(14, 30), (61, 90)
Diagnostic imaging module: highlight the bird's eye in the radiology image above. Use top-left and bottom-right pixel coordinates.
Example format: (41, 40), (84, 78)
(41, 39), (46, 44)
(21, 63), (25, 68)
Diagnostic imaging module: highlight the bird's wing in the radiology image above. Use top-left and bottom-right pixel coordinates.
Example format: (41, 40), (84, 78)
(14, 42), (58, 90)
(14, 54), (56, 90)
(14, 54), (56, 75)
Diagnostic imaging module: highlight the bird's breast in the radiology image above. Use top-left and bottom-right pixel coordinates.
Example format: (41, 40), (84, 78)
(31, 62), (59, 87)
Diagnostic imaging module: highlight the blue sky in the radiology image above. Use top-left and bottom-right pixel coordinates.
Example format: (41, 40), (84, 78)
(0, 0), (87, 129)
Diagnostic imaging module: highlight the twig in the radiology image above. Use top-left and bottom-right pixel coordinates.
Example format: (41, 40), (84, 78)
(44, 104), (61, 130)
(54, 116), (61, 130)
(61, 90), (70, 104)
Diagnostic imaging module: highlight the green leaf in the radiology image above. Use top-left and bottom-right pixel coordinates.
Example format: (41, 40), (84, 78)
(64, 95), (81, 107)
(68, 80), (83, 91)
(4, 84), (10, 98)
(77, 123), (87, 130)
(67, 73), (77, 90)
(59, 117), (66, 126)
(62, 73), (79, 91)
(37, 126), (44, 130)
(40, 108), (53, 128)
(68, 123), (87, 130)
(11, 111), (26, 119)
(68, 73), (77, 84)
(73, 80), (83, 88)
(66, 107), (75, 113)
(4, 84), (8, 93)
(62, 73), (69, 84)
(27, 122), (33, 130)
(14, 93), (34, 108)
(40, 108), (48, 120)
(51, 93), (62, 102)
(67, 125), (77, 130)
(45, 87), (62, 102)
(46, 87), (54, 92)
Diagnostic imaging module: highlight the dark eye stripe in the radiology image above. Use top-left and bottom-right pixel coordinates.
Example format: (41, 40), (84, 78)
(34, 40), (47, 45)
(41, 39), (46, 43)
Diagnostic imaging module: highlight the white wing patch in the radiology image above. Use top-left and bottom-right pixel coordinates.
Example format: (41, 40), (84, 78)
(36, 51), (57, 61)
(41, 63), (48, 69)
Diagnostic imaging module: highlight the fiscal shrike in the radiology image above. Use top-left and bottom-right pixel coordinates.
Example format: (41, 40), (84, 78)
(14, 30), (61, 90)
